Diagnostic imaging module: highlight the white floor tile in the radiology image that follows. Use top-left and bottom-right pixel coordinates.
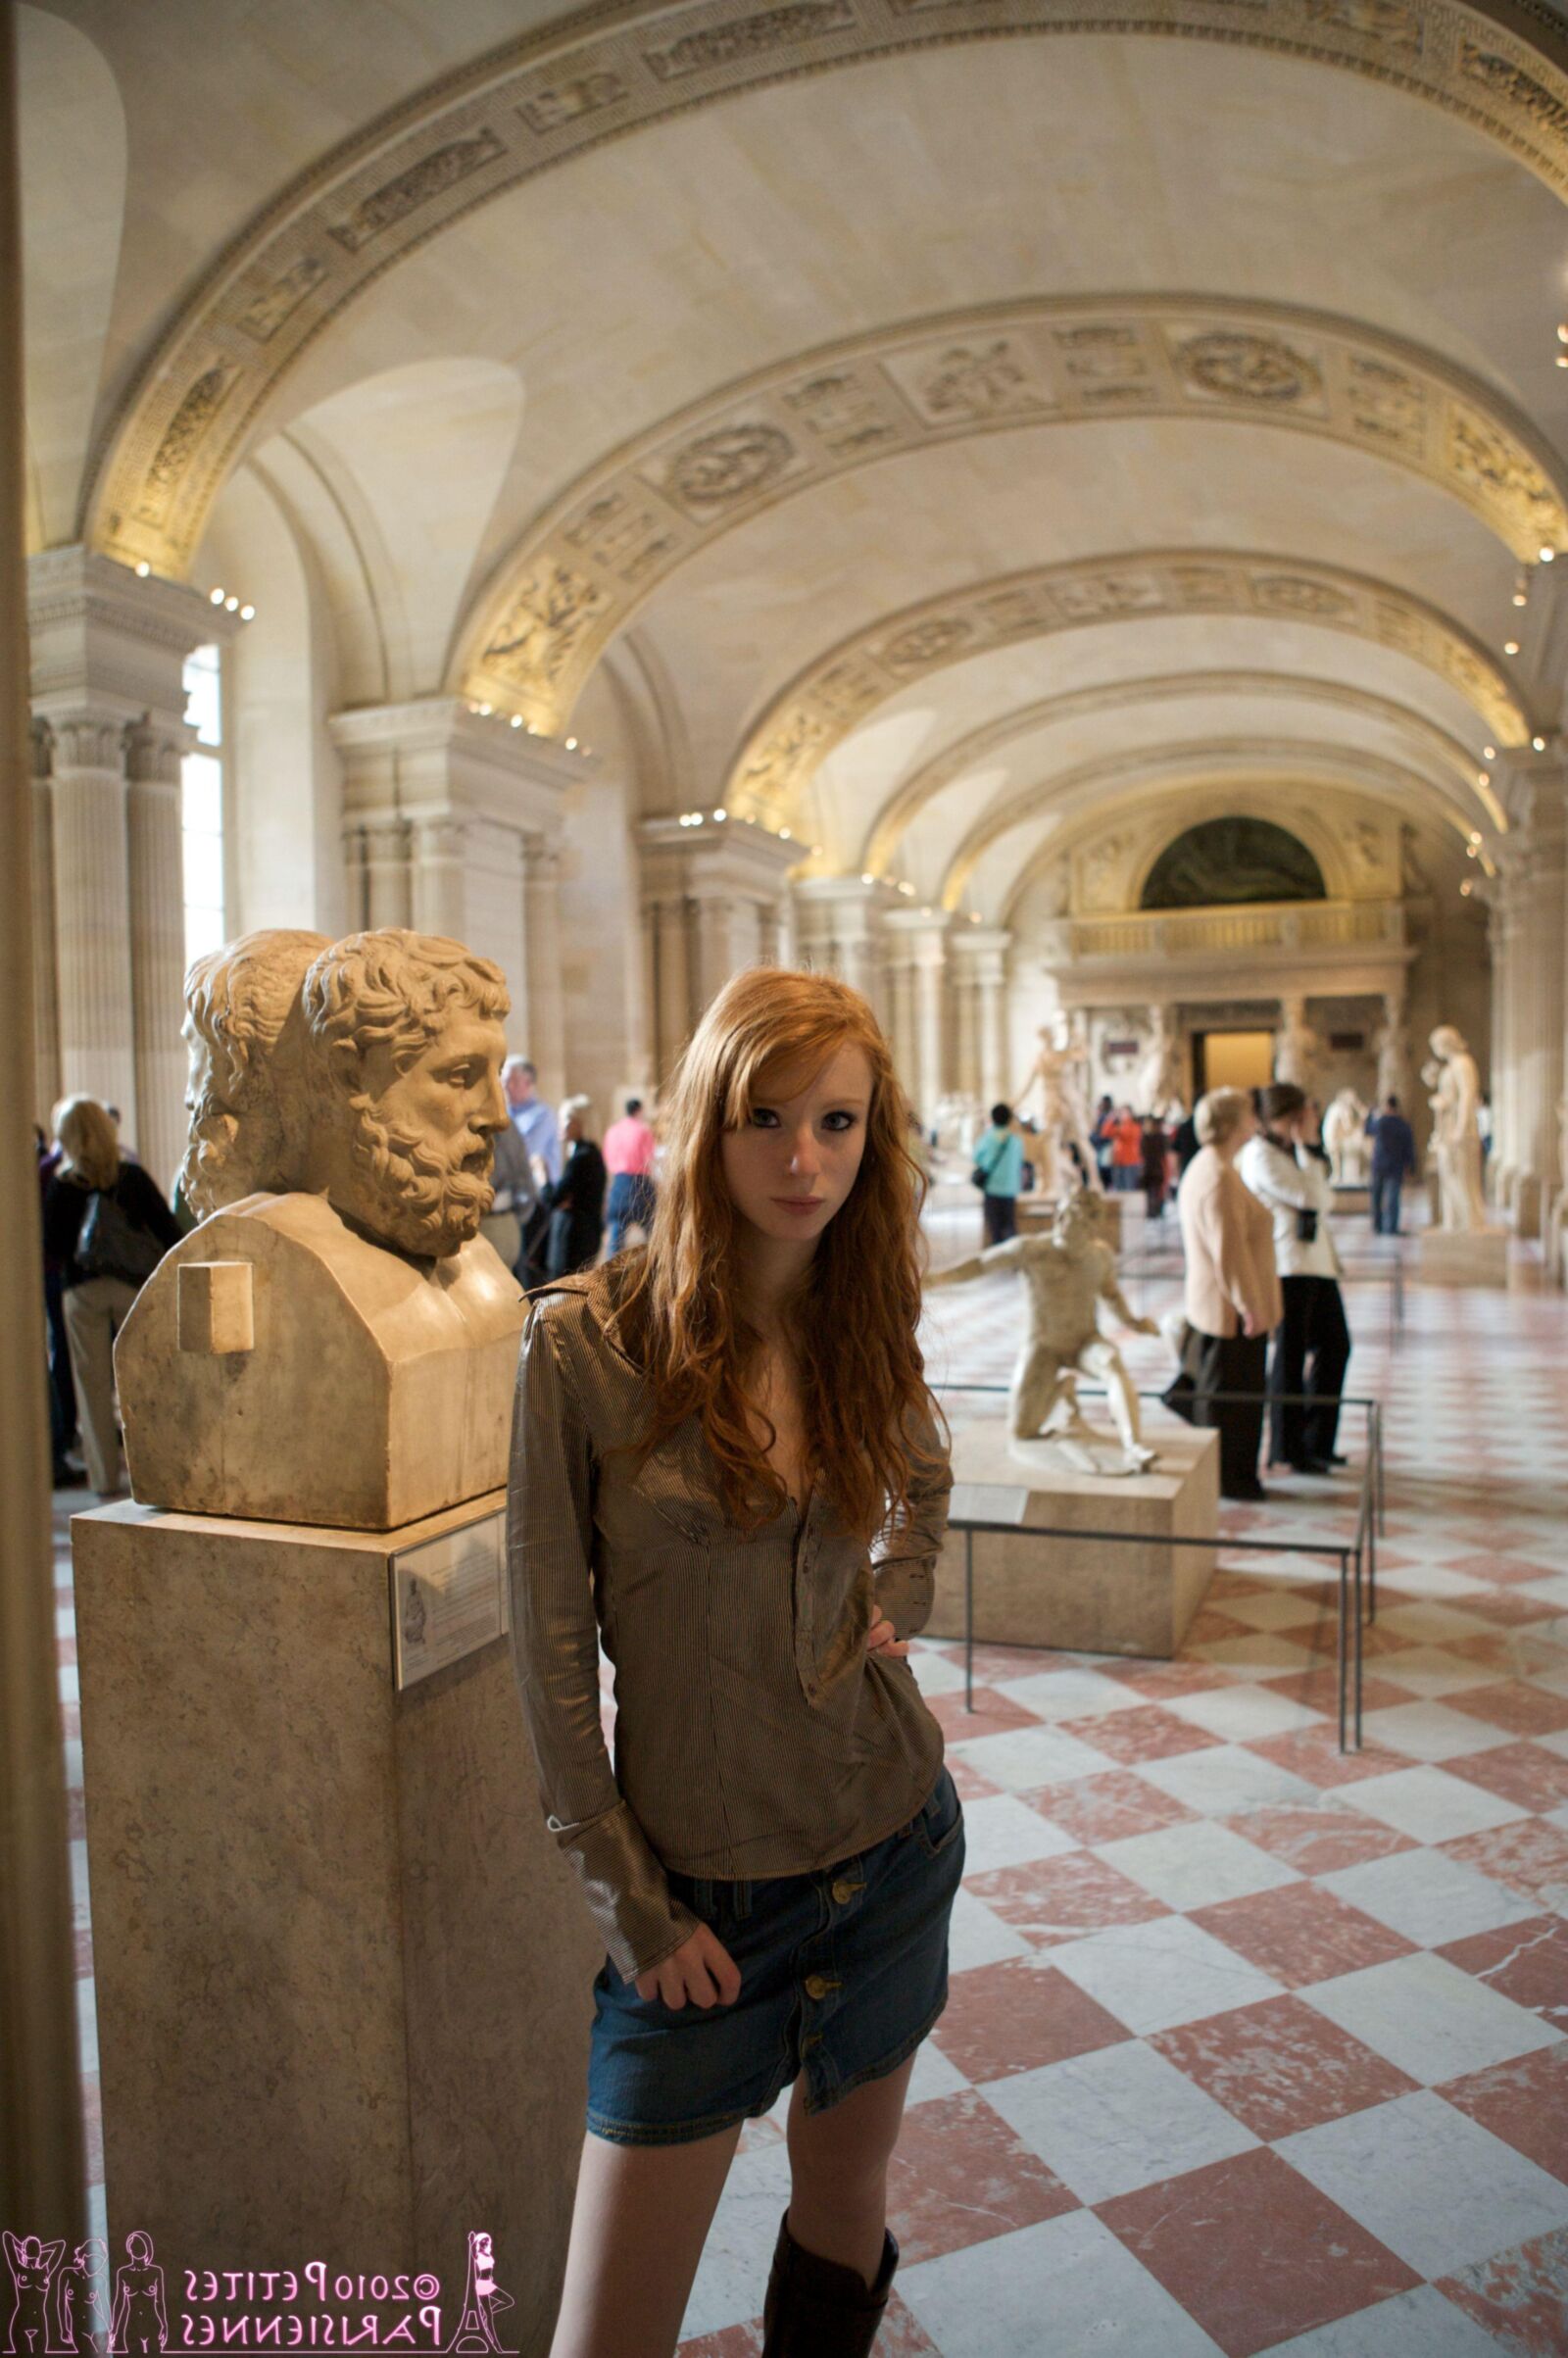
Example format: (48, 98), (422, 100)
(1319, 1846), (1539, 1947)
(1095, 1819), (1298, 1911)
(1278, 2088), (1568, 2279)
(1357, 1701), (1519, 1764)
(951, 1793), (1080, 1877)
(1163, 1685), (1322, 1742)
(991, 1665), (1141, 1720)
(1374, 1602), (1497, 1644)
(1259, 2281), (1538, 2355)
(983, 2038), (1258, 2205)
(908, 1645), (970, 1697)
(946, 1882), (1038, 1971)
(1299, 1951), (1560, 2085)
(948, 1723), (1118, 1793)
(1208, 1589), (1333, 1632)
(676, 2137), (792, 2339)
(906, 2034), (971, 2107)
(1133, 1746), (1320, 1818)
(1048, 1913), (1286, 2037)
(1190, 1632), (1323, 1675)
(1364, 1648), (1499, 1698)
(1337, 1764), (1530, 1842)
(898, 2209), (1226, 2358)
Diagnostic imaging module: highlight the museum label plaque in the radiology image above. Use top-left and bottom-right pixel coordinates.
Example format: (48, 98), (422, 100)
(390, 1507), (508, 1689)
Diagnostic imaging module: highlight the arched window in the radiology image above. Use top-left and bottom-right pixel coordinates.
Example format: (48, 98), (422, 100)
(1141, 817), (1326, 910)
(181, 643), (225, 961)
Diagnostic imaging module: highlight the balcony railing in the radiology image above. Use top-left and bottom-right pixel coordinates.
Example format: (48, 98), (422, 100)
(1042, 898), (1404, 964)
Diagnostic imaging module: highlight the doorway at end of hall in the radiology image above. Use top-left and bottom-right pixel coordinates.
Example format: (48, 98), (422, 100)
(1192, 1029), (1275, 1099)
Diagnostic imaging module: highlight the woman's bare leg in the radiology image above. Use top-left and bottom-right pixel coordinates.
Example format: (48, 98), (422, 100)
(549, 2122), (743, 2358)
(784, 2055), (916, 2287)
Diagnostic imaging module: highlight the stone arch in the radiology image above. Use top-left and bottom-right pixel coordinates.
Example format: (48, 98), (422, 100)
(77, 0), (1568, 583)
(727, 553), (1535, 828)
(859, 670), (1505, 878)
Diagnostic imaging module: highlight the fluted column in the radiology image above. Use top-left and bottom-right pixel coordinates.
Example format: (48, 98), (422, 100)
(123, 716), (193, 1189)
(523, 837), (567, 1105)
(48, 712), (137, 1132)
(410, 816), (466, 941)
(637, 814), (798, 1077)
(954, 927), (1010, 1110)
(29, 716), (60, 1122)
(1494, 754), (1568, 1233)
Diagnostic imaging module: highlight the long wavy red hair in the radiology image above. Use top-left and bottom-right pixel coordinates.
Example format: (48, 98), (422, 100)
(616, 965), (945, 1540)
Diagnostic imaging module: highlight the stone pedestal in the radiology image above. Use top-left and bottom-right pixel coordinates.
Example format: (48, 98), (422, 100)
(1417, 1228), (1509, 1288)
(1330, 1185), (1370, 1216)
(73, 1494), (599, 2346)
(926, 1421), (1220, 1657)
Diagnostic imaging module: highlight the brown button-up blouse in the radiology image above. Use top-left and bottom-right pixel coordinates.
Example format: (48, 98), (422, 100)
(505, 1268), (952, 1982)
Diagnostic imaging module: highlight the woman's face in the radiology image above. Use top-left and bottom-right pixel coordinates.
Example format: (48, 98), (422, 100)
(719, 1043), (873, 1249)
(562, 1106), (582, 1145)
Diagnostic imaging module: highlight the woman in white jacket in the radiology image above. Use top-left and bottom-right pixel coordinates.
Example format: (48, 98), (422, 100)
(1239, 1083), (1351, 1476)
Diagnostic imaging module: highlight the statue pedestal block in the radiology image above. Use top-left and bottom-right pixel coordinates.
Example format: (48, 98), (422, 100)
(1330, 1185), (1370, 1216)
(73, 1495), (599, 2342)
(1418, 1228), (1509, 1288)
(926, 1421), (1220, 1657)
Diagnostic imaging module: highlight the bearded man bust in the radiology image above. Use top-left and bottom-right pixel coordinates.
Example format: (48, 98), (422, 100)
(116, 929), (527, 1531)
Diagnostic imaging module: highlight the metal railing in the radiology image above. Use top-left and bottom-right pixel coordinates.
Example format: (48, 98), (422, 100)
(936, 1380), (1381, 1749)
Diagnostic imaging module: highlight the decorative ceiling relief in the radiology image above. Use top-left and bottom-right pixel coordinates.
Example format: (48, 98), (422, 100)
(725, 550), (1533, 824)
(82, 0), (1568, 576)
(455, 294), (1567, 727)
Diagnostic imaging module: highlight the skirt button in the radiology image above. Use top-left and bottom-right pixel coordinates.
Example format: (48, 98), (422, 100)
(831, 1879), (855, 1905)
(804, 1973), (829, 2000)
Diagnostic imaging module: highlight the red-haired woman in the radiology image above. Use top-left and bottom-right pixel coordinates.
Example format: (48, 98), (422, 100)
(508, 967), (958, 2358)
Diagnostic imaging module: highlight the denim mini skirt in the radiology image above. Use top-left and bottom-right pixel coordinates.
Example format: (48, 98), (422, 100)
(585, 1764), (965, 2145)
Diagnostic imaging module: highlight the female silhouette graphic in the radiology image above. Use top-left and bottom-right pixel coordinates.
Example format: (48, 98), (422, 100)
(108, 2235), (166, 2355)
(55, 2241), (109, 2357)
(3, 2234), (63, 2357)
(443, 2234), (514, 2354)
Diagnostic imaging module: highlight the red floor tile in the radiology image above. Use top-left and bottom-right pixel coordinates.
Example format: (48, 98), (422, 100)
(1058, 1703), (1223, 1764)
(1437, 1915), (1568, 2024)
(1189, 1881), (1414, 1989)
(1185, 1609), (1253, 1644)
(932, 1959), (1130, 2084)
(1021, 1770), (1199, 1847)
(1221, 1804), (1416, 1877)
(1440, 2043), (1568, 2185)
(927, 1686), (1045, 1743)
(1098, 2146), (1420, 2358)
(1439, 2224), (1568, 2355)
(1446, 1591), (1563, 1628)
(677, 2289), (943, 2356)
(1441, 1680), (1568, 1739)
(1152, 1995), (1418, 2139)
(1446, 1553), (1566, 1587)
(1446, 1741), (1568, 1815)
(967, 1850), (1171, 1947)
(1100, 1658), (1232, 1700)
(1276, 1619), (1415, 1660)
(1444, 1819), (1568, 1905)
(1244, 1725), (1412, 1790)
(956, 1644), (1083, 1686)
(884, 2088), (1078, 2265)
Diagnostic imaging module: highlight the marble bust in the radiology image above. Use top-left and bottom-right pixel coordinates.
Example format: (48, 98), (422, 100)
(1427, 1023), (1489, 1232)
(926, 1191), (1159, 1474)
(117, 928), (526, 1531)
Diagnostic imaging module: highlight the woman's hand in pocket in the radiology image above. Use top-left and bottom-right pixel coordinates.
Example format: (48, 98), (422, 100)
(865, 1611), (910, 1660)
(634, 1923), (741, 2008)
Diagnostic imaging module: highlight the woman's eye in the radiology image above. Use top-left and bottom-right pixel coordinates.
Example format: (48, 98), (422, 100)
(750, 1107), (780, 1128)
(822, 1111), (858, 1133)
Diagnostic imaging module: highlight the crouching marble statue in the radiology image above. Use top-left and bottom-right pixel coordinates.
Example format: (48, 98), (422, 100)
(927, 1191), (1160, 1474)
(117, 926), (524, 1529)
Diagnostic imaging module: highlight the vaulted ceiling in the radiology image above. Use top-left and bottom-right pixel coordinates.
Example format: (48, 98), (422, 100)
(22, 0), (1568, 921)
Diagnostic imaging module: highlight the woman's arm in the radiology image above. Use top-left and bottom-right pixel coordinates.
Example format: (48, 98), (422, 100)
(506, 1306), (702, 1983)
(869, 1411), (954, 1641)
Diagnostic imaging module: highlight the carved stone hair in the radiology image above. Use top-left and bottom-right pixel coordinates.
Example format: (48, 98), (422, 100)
(179, 928), (330, 1213)
(301, 931), (510, 1081)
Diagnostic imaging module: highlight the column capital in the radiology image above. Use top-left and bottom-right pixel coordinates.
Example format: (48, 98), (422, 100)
(329, 695), (588, 834)
(636, 811), (799, 903)
(28, 544), (230, 730)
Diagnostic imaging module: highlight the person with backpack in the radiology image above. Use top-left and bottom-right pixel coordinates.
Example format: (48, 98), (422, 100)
(42, 1097), (180, 1498)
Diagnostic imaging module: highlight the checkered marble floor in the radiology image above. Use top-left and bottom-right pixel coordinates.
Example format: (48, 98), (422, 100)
(53, 1215), (1568, 2351)
(674, 1223), (1568, 2357)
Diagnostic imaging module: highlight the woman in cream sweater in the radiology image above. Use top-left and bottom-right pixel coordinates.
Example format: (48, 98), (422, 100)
(1174, 1087), (1283, 1499)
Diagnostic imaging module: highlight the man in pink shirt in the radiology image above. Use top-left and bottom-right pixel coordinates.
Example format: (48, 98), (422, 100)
(603, 1097), (658, 1252)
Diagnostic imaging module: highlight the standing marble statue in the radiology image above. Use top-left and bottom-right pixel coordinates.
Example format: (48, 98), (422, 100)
(926, 1191), (1158, 1473)
(1427, 1024), (1490, 1231)
(1322, 1089), (1370, 1187)
(1014, 1017), (1102, 1196)
(1135, 1005), (1182, 1118)
(116, 927), (523, 1528)
(1274, 1003), (1323, 1093)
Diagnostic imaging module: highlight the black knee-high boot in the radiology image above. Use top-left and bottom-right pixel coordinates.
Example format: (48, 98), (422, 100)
(760, 2211), (899, 2356)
